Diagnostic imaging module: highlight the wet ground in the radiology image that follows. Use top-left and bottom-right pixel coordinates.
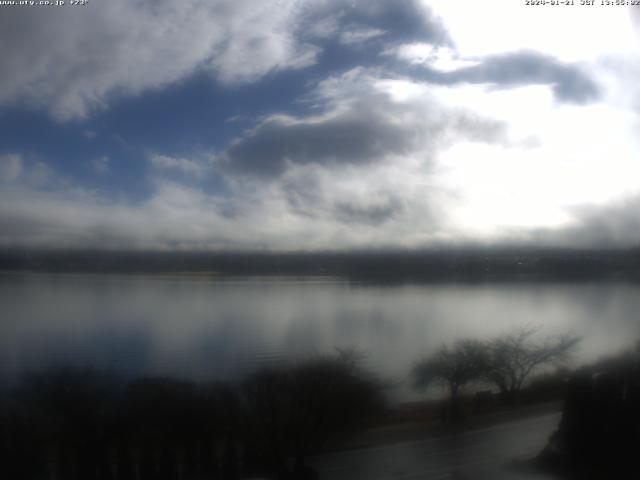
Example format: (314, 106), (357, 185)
(310, 411), (563, 480)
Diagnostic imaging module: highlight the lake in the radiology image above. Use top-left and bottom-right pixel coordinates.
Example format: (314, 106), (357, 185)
(1, 272), (639, 399)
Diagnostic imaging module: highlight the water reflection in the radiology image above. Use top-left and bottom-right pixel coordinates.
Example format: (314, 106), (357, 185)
(1, 272), (639, 398)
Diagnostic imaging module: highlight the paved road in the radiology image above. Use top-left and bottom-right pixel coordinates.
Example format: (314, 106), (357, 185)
(310, 413), (563, 480)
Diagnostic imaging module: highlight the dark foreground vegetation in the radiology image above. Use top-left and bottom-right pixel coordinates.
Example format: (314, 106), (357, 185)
(2, 329), (637, 479)
(538, 343), (640, 478)
(0, 352), (386, 480)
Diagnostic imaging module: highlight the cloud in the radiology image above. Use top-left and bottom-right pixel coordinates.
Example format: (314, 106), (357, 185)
(92, 156), (110, 175)
(27, 162), (59, 188)
(389, 44), (481, 71)
(301, 0), (451, 46)
(222, 69), (506, 177)
(334, 199), (400, 225)
(0, 0), (450, 121)
(0, 154), (22, 182)
(0, 151), (449, 251)
(0, 0), (318, 120)
(149, 154), (209, 178)
(442, 51), (601, 104)
(1, 156), (79, 190)
(549, 197), (640, 248)
(278, 163), (412, 227)
(339, 28), (387, 45)
(1, 1), (637, 252)
(2, 144), (639, 251)
(393, 47), (601, 104)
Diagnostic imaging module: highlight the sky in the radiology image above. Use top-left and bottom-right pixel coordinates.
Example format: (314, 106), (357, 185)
(1, 0), (640, 251)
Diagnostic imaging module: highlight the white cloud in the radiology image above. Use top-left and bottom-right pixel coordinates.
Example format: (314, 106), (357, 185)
(430, 82), (640, 238)
(339, 28), (386, 45)
(425, 0), (637, 62)
(0, 154), (22, 183)
(390, 43), (481, 71)
(0, 0), (318, 120)
(150, 154), (209, 178)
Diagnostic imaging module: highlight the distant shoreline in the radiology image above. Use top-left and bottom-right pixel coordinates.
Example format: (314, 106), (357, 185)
(1, 248), (640, 281)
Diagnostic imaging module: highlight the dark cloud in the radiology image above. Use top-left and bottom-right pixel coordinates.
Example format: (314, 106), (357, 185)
(280, 173), (404, 226)
(335, 0), (451, 46)
(224, 103), (419, 176)
(557, 198), (640, 248)
(333, 196), (403, 226)
(222, 77), (505, 177)
(281, 174), (324, 218)
(301, 0), (451, 46)
(0, 213), (50, 239)
(423, 50), (600, 104)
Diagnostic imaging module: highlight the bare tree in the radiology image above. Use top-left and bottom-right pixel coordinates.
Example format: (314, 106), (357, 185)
(483, 326), (581, 404)
(411, 339), (486, 422)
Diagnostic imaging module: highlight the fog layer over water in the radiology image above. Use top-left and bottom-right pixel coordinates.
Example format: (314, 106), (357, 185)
(1, 272), (638, 399)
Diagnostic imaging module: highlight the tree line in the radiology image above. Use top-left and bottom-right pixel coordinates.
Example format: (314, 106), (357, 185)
(0, 351), (385, 480)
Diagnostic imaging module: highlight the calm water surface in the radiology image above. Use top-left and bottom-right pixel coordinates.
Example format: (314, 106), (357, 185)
(1, 272), (639, 398)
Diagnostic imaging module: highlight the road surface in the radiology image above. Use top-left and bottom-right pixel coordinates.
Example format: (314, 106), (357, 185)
(310, 412), (563, 480)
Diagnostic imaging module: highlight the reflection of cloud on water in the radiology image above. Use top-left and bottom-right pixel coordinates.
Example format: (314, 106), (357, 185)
(1, 274), (640, 395)
(1, 327), (152, 383)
